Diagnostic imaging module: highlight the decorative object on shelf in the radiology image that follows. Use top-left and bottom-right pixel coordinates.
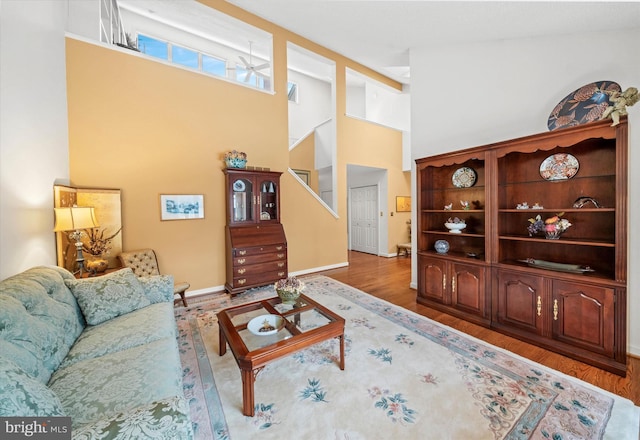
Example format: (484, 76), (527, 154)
(247, 314), (285, 336)
(601, 86), (638, 126)
(260, 211), (271, 220)
(434, 239), (449, 254)
(53, 206), (100, 277)
(445, 217), (466, 234)
(518, 258), (594, 274)
(516, 202), (529, 209)
(274, 276), (304, 304)
(527, 213), (571, 239)
(547, 80), (621, 130)
(233, 180), (246, 192)
(460, 200), (470, 210)
(224, 150), (247, 169)
(444, 203), (453, 210)
(539, 153), (579, 181)
(532, 203), (544, 209)
(573, 196), (601, 208)
(452, 167), (477, 188)
(160, 194), (204, 221)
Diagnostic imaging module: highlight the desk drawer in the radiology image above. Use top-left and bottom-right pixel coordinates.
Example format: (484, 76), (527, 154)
(233, 243), (286, 257)
(232, 250), (287, 266)
(232, 260), (287, 276)
(233, 269), (288, 289)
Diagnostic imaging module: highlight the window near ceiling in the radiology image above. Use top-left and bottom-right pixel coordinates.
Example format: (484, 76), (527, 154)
(138, 34), (168, 60)
(287, 81), (299, 103)
(172, 45), (198, 69)
(202, 54), (226, 77)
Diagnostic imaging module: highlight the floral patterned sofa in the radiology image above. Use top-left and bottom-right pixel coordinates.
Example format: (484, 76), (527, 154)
(0, 266), (193, 439)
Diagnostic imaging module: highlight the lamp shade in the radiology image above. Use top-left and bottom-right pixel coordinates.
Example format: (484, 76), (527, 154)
(54, 206), (99, 232)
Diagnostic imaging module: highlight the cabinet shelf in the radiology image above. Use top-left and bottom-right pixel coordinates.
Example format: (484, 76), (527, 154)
(423, 230), (484, 238)
(499, 208), (614, 213)
(498, 235), (614, 247)
(422, 209), (485, 213)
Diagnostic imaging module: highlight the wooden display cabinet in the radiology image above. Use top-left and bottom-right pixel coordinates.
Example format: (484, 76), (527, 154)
(416, 117), (628, 376)
(223, 169), (287, 295)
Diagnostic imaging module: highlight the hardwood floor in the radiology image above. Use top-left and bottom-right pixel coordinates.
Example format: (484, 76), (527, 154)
(318, 250), (640, 406)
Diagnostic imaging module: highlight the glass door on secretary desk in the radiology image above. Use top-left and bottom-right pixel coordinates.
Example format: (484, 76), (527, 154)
(231, 176), (254, 223)
(226, 169), (282, 226)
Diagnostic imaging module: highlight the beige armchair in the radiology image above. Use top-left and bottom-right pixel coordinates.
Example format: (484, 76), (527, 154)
(118, 248), (189, 307)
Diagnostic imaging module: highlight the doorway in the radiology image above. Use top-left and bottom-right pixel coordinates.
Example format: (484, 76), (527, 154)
(349, 185), (379, 255)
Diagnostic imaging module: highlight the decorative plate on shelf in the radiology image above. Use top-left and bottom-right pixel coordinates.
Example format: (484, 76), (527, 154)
(539, 153), (579, 181)
(232, 180), (246, 192)
(547, 80), (621, 131)
(260, 211), (271, 220)
(452, 167), (477, 188)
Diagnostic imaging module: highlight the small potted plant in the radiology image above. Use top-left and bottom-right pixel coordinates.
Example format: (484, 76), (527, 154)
(274, 276), (305, 305)
(224, 150), (247, 169)
(82, 227), (122, 273)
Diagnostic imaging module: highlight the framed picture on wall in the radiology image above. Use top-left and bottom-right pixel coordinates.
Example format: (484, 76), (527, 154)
(396, 196), (411, 212)
(293, 169), (310, 185)
(160, 194), (204, 220)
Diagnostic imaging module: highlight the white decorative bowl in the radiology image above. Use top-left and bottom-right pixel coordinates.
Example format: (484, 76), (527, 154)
(247, 314), (285, 336)
(444, 222), (466, 233)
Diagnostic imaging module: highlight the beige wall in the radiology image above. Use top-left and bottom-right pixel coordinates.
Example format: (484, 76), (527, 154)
(65, 1), (408, 292)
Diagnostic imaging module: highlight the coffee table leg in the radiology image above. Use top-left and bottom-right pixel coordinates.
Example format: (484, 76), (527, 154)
(339, 334), (345, 370)
(241, 368), (256, 416)
(219, 327), (227, 356)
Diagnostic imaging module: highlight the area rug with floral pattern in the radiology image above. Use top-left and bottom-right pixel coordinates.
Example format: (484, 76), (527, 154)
(174, 275), (639, 439)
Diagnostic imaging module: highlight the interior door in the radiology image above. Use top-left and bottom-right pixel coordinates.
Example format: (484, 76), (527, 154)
(350, 185), (378, 254)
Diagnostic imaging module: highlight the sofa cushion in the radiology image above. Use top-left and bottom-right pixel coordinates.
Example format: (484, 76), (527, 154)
(139, 274), (174, 304)
(0, 266), (85, 383)
(49, 337), (185, 428)
(60, 303), (177, 369)
(65, 268), (151, 325)
(0, 357), (65, 416)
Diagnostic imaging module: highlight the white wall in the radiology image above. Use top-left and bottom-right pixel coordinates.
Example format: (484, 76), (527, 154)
(288, 70), (332, 145)
(410, 28), (640, 356)
(0, 0), (70, 280)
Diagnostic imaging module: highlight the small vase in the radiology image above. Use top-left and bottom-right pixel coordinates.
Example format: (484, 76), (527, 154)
(545, 230), (563, 240)
(86, 256), (109, 274)
(277, 289), (301, 305)
(225, 158), (247, 169)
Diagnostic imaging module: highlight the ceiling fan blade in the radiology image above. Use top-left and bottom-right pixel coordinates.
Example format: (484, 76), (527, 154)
(253, 62), (270, 71)
(244, 70), (254, 83)
(255, 71), (269, 80)
(239, 56), (251, 68)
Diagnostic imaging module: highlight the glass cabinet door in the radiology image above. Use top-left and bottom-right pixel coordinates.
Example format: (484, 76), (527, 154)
(232, 178), (253, 223)
(259, 179), (278, 221)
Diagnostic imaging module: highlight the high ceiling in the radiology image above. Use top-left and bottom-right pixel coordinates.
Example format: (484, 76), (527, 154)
(226, 0), (640, 84)
(121, 1), (640, 85)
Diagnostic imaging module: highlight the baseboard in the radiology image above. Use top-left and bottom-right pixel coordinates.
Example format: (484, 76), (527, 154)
(290, 261), (349, 276)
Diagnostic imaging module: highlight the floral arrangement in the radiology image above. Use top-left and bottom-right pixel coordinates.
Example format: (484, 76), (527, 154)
(274, 276), (305, 294)
(447, 216), (465, 224)
(527, 213), (571, 238)
(82, 227), (122, 257)
(224, 150), (247, 161)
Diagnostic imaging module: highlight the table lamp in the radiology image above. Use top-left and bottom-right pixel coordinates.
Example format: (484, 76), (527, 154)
(54, 206), (99, 277)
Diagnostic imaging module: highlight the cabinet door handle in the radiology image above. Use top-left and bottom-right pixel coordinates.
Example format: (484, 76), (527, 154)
(237, 268), (246, 274)
(237, 258), (246, 265)
(536, 296), (542, 316)
(451, 276), (456, 294)
(442, 275), (447, 291)
(553, 299), (558, 321)
(238, 250), (247, 256)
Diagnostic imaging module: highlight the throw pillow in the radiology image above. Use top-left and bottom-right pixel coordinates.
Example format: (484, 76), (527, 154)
(0, 357), (66, 416)
(65, 269), (151, 325)
(139, 275), (174, 304)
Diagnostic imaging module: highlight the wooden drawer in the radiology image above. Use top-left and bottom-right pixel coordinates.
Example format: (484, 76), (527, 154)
(232, 259), (287, 276)
(233, 269), (289, 289)
(232, 250), (286, 266)
(233, 243), (286, 257)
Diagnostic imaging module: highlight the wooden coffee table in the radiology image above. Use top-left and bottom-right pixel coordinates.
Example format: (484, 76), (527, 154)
(217, 294), (345, 416)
